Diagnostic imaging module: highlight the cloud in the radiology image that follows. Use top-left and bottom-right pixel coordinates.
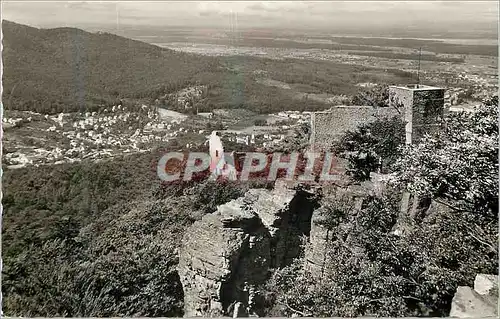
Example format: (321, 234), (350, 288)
(2, 1), (497, 31)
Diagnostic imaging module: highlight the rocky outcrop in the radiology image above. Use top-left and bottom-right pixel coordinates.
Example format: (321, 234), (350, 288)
(393, 192), (453, 236)
(450, 274), (498, 318)
(303, 207), (331, 279)
(304, 183), (374, 279)
(474, 274), (498, 296)
(177, 186), (316, 317)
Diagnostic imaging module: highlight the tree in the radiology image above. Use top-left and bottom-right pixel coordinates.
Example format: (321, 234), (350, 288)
(262, 185), (498, 317)
(265, 123), (311, 153)
(262, 97), (498, 318)
(394, 96), (498, 217)
(351, 84), (389, 107)
(393, 96), (498, 274)
(333, 116), (406, 181)
(254, 118), (267, 126)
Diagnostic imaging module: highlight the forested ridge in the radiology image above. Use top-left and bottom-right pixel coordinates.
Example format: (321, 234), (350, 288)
(2, 20), (221, 113)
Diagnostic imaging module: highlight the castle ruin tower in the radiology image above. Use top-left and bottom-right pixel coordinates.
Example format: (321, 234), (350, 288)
(388, 84), (445, 144)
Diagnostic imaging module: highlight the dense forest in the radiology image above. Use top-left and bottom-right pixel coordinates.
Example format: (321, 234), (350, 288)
(1, 144), (255, 316)
(1, 20), (221, 114)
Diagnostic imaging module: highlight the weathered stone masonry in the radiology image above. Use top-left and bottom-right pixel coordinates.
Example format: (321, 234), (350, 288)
(309, 84), (446, 149)
(389, 84), (445, 144)
(309, 106), (397, 151)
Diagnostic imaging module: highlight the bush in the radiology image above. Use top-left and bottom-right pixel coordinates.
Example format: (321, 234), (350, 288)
(351, 84), (390, 107)
(262, 186), (498, 317)
(394, 96), (498, 216)
(254, 118), (267, 126)
(333, 116), (406, 181)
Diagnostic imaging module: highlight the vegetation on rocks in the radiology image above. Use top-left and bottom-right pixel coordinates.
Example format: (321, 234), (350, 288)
(395, 96), (499, 217)
(264, 188), (497, 317)
(3, 96), (497, 317)
(333, 115), (406, 181)
(262, 96), (498, 317)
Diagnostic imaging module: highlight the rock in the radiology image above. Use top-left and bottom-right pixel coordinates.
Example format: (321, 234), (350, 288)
(474, 274), (498, 296)
(304, 185), (370, 279)
(233, 302), (248, 318)
(304, 214), (330, 276)
(393, 193), (440, 236)
(450, 286), (497, 318)
(178, 186), (316, 316)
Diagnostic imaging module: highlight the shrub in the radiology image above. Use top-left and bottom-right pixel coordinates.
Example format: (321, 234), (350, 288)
(333, 116), (405, 181)
(254, 118), (267, 126)
(262, 185), (497, 317)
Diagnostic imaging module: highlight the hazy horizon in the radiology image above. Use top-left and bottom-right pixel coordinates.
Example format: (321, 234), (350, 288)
(2, 1), (498, 38)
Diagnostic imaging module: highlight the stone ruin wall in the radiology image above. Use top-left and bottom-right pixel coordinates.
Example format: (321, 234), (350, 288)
(310, 106), (398, 151)
(309, 86), (445, 150)
(411, 89), (445, 143)
(304, 179), (384, 280)
(412, 89), (446, 125)
(389, 86), (414, 143)
(389, 86), (445, 144)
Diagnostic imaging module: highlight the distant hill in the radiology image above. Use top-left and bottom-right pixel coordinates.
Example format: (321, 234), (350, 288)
(1, 21), (417, 115)
(1, 20), (222, 113)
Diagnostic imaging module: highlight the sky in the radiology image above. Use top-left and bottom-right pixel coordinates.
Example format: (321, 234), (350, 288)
(2, 1), (498, 36)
